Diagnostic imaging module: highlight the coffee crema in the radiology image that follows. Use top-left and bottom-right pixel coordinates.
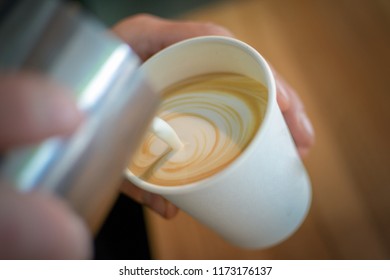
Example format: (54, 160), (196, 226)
(129, 73), (268, 186)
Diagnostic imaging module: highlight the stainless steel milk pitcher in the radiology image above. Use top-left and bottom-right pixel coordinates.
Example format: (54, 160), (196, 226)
(0, 0), (159, 231)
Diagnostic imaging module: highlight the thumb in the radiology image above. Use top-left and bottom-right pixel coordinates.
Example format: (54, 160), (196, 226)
(0, 73), (83, 150)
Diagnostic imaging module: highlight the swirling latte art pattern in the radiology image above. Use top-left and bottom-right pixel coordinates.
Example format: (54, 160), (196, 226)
(129, 73), (268, 186)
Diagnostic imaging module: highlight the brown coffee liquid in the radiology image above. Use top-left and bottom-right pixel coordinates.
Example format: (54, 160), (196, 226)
(129, 73), (268, 186)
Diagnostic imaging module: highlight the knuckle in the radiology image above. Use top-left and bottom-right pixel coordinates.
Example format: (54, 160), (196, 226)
(200, 22), (233, 36)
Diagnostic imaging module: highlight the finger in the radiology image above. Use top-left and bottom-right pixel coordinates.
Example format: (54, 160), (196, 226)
(274, 71), (291, 112)
(273, 70), (315, 157)
(0, 73), (84, 151)
(112, 14), (233, 61)
(0, 188), (92, 259)
(120, 179), (178, 219)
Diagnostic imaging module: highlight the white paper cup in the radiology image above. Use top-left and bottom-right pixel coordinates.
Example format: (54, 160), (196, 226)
(125, 36), (311, 249)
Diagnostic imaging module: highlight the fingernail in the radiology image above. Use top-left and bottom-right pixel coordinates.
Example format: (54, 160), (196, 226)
(298, 111), (314, 139)
(153, 197), (167, 217)
(143, 192), (166, 217)
(276, 81), (290, 111)
(298, 147), (310, 158)
(165, 202), (178, 219)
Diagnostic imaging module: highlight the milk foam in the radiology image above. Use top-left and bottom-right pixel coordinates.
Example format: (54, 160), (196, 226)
(129, 73), (268, 186)
(150, 117), (184, 151)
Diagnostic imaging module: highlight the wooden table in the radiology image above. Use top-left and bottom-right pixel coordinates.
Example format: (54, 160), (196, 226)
(143, 0), (390, 259)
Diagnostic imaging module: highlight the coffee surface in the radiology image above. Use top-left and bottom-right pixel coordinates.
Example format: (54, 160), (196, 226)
(129, 73), (268, 186)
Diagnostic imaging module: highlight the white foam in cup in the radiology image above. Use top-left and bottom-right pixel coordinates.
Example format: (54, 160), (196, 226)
(150, 117), (184, 152)
(125, 36), (311, 249)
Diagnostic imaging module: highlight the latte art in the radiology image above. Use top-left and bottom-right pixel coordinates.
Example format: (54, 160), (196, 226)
(129, 73), (268, 186)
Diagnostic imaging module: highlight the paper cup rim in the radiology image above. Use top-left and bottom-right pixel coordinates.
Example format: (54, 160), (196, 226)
(125, 36), (277, 195)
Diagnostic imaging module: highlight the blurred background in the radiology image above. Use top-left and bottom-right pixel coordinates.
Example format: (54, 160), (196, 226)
(82, 0), (390, 259)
